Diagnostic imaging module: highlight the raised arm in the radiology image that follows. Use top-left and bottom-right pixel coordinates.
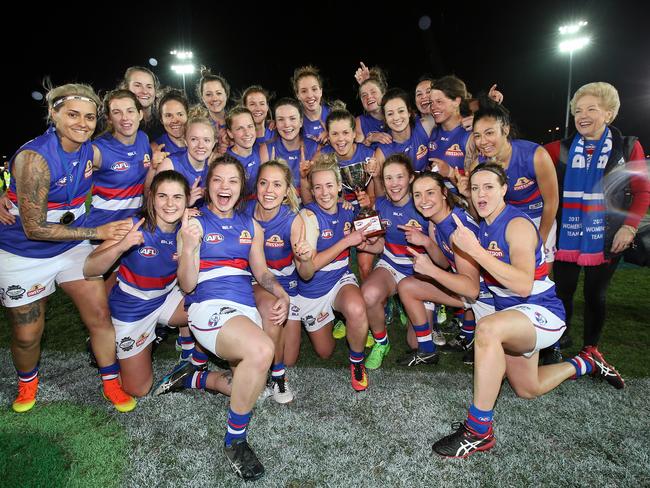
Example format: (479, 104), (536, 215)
(451, 214), (536, 297)
(176, 210), (203, 293)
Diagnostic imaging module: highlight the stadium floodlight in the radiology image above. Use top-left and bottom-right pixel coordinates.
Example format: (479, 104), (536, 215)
(170, 50), (195, 94)
(558, 21), (590, 138)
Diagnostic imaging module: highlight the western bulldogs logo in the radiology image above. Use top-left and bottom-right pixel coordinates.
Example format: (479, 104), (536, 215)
(429, 141), (438, 151)
(205, 233), (224, 243)
(207, 306), (237, 330)
(534, 311), (547, 326)
(111, 161), (130, 172)
(138, 247), (158, 258)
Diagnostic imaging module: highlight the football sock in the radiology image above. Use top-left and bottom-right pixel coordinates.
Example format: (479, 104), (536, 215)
(224, 408), (252, 446)
(177, 335), (196, 361)
(461, 317), (476, 344)
(191, 350), (209, 369)
(17, 364), (39, 384)
(184, 370), (208, 390)
(466, 403), (494, 435)
(349, 349), (365, 364)
(271, 362), (286, 381)
(98, 362), (120, 382)
(372, 329), (389, 346)
(413, 323), (435, 353)
(566, 354), (593, 378)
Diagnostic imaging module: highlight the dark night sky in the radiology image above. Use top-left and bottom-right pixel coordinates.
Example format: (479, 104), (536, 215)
(6, 1), (649, 159)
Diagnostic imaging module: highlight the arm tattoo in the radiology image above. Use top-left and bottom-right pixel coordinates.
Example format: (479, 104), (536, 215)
(16, 151), (98, 241)
(7, 301), (44, 327)
(260, 271), (279, 295)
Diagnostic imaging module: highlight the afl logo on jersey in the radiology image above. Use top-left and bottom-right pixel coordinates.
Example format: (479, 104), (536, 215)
(416, 144), (428, 160)
(143, 154), (151, 169)
(139, 246), (158, 258)
(205, 233), (224, 244)
(486, 241), (504, 258)
(265, 235), (284, 248)
(321, 229), (333, 239)
(445, 144), (464, 158)
(514, 177), (534, 190)
(84, 159), (93, 178)
(239, 230), (252, 244)
(111, 161), (130, 172)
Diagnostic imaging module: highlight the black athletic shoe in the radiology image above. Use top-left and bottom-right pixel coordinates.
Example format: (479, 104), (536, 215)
(397, 350), (439, 367)
(224, 439), (265, 481)
(539, 346), (563, 366)
(85, 337), (98, 368)
(462, 344), (474, 365)
(432, 422), (496, 458)
(584, 346), (625, 389)
(153, 361), (195, 396)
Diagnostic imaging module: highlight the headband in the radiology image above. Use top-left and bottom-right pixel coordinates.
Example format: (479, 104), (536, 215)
(52, 95), (98, 109)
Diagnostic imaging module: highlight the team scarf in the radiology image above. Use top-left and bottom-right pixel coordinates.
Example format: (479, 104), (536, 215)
(556, 127), (612, 265)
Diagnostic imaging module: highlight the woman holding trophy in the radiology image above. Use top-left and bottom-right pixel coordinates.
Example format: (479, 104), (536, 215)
(296, 153), (383, 391)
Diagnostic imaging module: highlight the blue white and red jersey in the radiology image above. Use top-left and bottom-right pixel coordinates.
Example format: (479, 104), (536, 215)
(265, 137), (319, 191)
(86, 131), (151, 226)
(358, 114), (387, 146)
(479, 205), (564, 318)
(377, 123), (430, 172)
(227, 144), (264, 196)
(322, 144), (375, 205)
(245, 201), (298, 296)
(185, 207), (256, 308)
(433, 207), (493, 306)
(2, 128), (94, 258)
(479, 139), (544, 219)
(110, 217), (179, 322)
(303, 104), (330, 143)
(428, 124), (469, 173)
(375, 196), (428, 276)
(154, 132), (185, 155)
(256, 126), (275, 145)
(168, 149), (209, 188)
(298, 202), (354, 299)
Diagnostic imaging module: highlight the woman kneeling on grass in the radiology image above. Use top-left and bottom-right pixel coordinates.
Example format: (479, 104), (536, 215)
(84, 170), (232, 398)
(432, 163), (623, 459)
(177, 155), (289, 481)
(297, 153), (383, 391)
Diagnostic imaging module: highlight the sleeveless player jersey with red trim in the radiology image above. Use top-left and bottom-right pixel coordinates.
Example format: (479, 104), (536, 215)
(479, 205), (564, 318)
(227, 144), (263, 196)
(86, 131), (151, 226)
(378, 122), (430, 172)
(245, 201), (298, 296)
(480, 139), (543, 219)
(185, 208), (256, 308)
(154, 132), (185, 155)
(298, 202), (355, 299)
(303, 104), (330, 143)
(266, 137), (319, 191)
(428, 124), (469, 172)
(375, 196), (428, 276)
(2, 128), (93, 258)
(433, 207), (494, 307)
(110, 217), (179, 322)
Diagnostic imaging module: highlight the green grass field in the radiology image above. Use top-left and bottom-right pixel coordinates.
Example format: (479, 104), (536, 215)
(1, 265), (649, 487)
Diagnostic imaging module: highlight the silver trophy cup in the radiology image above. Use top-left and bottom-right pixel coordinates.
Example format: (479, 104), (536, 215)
(340, 162), (372, 192)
